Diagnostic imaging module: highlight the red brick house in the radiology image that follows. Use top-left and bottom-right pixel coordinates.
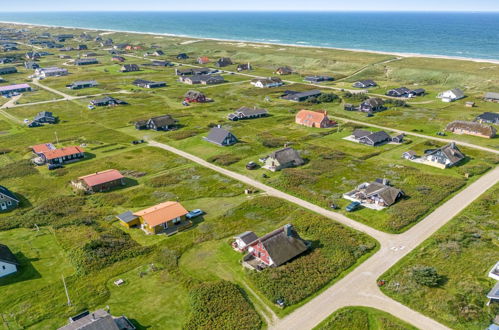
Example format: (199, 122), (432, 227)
(197, 56), (210, 64)
(295, 110), (336, 128)
(32, 144), (85, 165)
(243, 224), (308, 270)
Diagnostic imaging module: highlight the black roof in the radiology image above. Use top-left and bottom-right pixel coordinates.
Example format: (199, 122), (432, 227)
(149, 115), (177, 127)
(205, 127), (235, 145)
(0, 244), (19, 265)
(0, 185), (18, 202)
(363, 131), (391, 144)
(477, 112), (499, 122)
(116, 211), (138, 223)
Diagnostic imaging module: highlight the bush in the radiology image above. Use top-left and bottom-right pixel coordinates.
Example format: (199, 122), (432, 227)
(412, 266), (442, 287)
(149, 173), (182, 187)
(0, 160), (37, 180)
(183, 281), (261, 330)
(169, 130), (200, 140)
(317, 93), (339, 103)
(456, 163), (490, 178)
(343, 91), (368, 101)
(207, 154), (242, 166)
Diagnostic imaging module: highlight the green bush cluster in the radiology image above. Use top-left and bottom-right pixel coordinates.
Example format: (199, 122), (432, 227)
(169, 129), (201, 140)
(183, 281), (262, 330)
(148, 173), (183, 187)
(207, 153), (242, 166)
(0, 160), (37, 180)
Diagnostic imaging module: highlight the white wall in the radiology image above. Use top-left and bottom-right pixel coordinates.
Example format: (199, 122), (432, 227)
(0, 261), (17, 278)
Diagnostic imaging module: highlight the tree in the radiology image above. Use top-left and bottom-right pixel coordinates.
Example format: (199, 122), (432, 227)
(412, 266), (443, 287)
(317, 93), (339, 103)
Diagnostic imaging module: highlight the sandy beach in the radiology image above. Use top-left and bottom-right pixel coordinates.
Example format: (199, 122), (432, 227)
(2, 20), (499, 65)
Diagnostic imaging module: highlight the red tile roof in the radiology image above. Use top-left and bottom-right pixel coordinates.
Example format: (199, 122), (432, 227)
(32, 143), (56, 154)
(78, 169), (124, 187)
(43, 146), (84, 160)
(134, 201), (188, 227)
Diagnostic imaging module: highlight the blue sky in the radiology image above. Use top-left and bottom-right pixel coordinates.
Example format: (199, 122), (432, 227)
(4, 0), (499, 12)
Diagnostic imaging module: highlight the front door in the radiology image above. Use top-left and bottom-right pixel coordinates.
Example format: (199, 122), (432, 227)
(0, 202), (6, 210)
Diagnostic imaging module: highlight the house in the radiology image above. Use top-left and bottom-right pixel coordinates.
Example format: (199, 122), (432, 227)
(237, 63), (252, 71)
(275, 66), (293, 75)
(353, 130), (392, 146)
(58, 309), (136, 330)
(197, 56), (210, 64)
(353, 80), (377, 88)
(59, 55), (71, 59)
(386, 87), (412, 98)
(476, 112), (499, 125)
(0, 186), (19, 212)
(343, 180), (404, 209)
(24, 61), (39, 69)
(66, 80), (98, 90)
(215, 57), (233, 67)
(484, 92), (499, 103)
(437, 88), (465, 102)
(175, 67), (212, 76)
(446, 120), (496, 138)
(0, 244), (19, 277)
(151, 60), (171, 67)
(118, 201), (191, 235)
(33, 145), (85, 165)
(304, 75), (334, 83)
(72, 169), (125, 193)
(262, 147), (304, 172)
(33, 111), (57, 124)
(402, 150), (417, 160)
(120, 64), (140, 72)
(0, 57), (13, 64)
(0, 84), (32, 96)
(0, 67), (17, 75)
(242, 224), (308, 270)
(204, 127), (238, 146)
(111, 55), (125, 62)
(359, 98), (385, 113)
(295, 110), (336, 128)
(176, 53), (189, 60)
(250, 77), (283, 88)
(90, 96), (127, 107)
(25, 51), (40, 60)
(232, 231), (259, 252)
(132, 79), (166, 88)
(179, 75), (224, 85)
(344, 103), (358, 111)
(281, 90), (322, 102)
(392, 134), (405, 143)
(466, 101), (475, 108)
(77, 44), (88, 50)
(34, 67), (68, 78)
(74, 58), (98, 66)
(489, 261), (499, 281)
(184, 90), (207, 103)
(228, 107), (268, 121)
(423, 142), (465, 168)
(487, 282), (499, 305)
(153, 50), (164, 56)
(135, 115), (178, 131)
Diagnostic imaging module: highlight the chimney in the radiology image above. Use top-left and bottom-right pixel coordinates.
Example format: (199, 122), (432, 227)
(91, 313), (95, 320)
(217, 124), (221, 128)
(284, 224), (293, 237)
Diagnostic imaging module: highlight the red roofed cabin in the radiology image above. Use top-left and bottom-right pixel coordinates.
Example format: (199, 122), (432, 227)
(295, 110), (336, 128)
(197, 56), (209, 64)
(72, 169), (125, 193)
(117, 201), (192, 235)
(243, 224), (308, 270)
(32, 144), (84, 165)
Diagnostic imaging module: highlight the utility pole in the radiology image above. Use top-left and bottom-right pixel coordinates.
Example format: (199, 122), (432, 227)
(62, 274), (72, 306)
(54, 131), (59, 145)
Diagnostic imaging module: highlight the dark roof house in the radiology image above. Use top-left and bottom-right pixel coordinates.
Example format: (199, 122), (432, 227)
(204, 127), (238, 146)
(135, 115), (178, 131)
(228, 107), (268, 121)
(0, 185), (19, 212)
(423, 142), (465, 168)
(262, 147), (304, 172)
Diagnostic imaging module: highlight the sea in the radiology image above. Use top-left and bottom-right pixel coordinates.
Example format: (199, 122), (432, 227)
(1, 11), (499, 60)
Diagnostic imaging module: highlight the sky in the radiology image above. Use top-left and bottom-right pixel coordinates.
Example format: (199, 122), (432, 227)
(3, 0), (499, 12)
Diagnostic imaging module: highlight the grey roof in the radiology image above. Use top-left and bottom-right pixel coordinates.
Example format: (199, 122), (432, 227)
(269, 147), (304, 166)
(149, 115), (177, 127)
(487, 282), (499, 300)
(234, 231), (259, 245)
(364, 182), (403, 206)
(353, 129), (372, 139)
(236, 107), (268, 117)
(0, 244), (19, 265)
(282, 89), (321, 101)
(258, 225), (308, 267)
(0, 185), (18, 202)
(476, 112), (499, 123)
(363, 131), (391, 144)
(116, 211), (138, 223)
(58, 310), (120, 330)
(485, 92), (499, 100)
(72, 80), (98, 87)
(34, 111), (55, 121)
(355, 79), (376, 87)
(184, 90), (205, 99)
(426, 142), (465, 164)
(450, 88), (465, 99)
(205, 127), (236, 145)
(362, 97), (385, 108)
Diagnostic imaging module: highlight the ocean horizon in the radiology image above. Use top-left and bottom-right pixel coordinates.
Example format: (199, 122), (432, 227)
(1, 11), (499, 60)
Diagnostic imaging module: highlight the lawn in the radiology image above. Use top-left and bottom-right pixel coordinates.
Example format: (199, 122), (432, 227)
(314, 306), (418, 330)
(380, 184), (499, 330)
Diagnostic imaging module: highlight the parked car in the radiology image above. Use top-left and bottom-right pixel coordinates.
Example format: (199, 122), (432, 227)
(186, 209), (204, 219)
(276, 299), (285, 308)
(246, 161), (258, 170)
(132, 139), (145, 145)
(345, 201), (361, 212)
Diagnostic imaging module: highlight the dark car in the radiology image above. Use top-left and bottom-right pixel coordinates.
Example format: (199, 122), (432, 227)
(345, 201), (361, 212)
(246, 161), (258, 170)
(132, 140), (145, 145)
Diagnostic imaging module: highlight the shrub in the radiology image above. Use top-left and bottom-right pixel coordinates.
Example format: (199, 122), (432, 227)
(0, 160), (37, 180)
(183, 281), (261, 330)
(149, 173), (182, 187)
(343, 91), (368, 101)
(207, 154), (242, 166)
(169, 130), (200, 140)
(317, 93), (339, 103)
(412, 266), (442, 287)
(456, 163), (491, 178)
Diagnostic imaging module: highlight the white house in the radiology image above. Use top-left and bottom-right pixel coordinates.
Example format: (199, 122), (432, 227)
(34, 67), (69, 79)
(250, 77), (283, 88)
(489, 261), (499, 281)
(437, 88), (465, 102)
(232, 231), (258, 251)
(0, 244), (19, 278)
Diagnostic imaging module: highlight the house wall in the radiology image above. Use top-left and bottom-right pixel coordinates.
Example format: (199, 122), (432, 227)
(90, 178), (124, 192)
(250, 242), (272, 266)
(448, 128), (493, 138)
(120, 218), (140, 228)
(0, 261), (17, 278)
